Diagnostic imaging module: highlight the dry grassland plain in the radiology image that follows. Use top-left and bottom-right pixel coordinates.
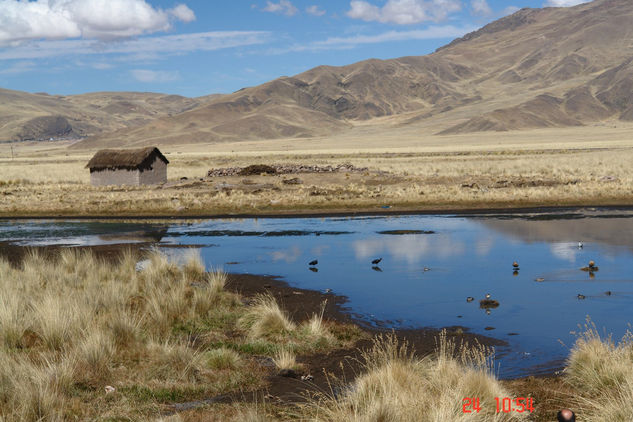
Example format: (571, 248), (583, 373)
(2, 124), (633, 216)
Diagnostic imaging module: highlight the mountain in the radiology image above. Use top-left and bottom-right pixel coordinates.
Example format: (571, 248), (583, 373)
(0, 89), (209, 142)
(9, 0), (633, 147)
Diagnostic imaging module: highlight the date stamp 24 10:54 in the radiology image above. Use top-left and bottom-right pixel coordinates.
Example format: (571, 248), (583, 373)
(463, 397), (535, 414)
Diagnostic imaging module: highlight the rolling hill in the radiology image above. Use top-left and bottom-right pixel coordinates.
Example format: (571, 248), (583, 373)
(0, 89), (210, 142)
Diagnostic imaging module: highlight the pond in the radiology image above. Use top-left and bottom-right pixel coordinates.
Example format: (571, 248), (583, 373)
(2, 208), (633, 379)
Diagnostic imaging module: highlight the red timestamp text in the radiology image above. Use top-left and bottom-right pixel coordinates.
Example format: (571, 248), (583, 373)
(462, 397), (535, 414)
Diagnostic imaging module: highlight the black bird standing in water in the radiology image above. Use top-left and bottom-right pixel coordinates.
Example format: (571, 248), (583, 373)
(309, 260), (318, 266)
(372, 257), (382, 265)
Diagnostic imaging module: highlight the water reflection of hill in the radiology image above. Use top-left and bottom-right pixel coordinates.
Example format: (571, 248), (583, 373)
(476, 214), (633, 251)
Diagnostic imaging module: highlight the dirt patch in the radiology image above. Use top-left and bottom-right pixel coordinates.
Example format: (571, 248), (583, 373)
(238, 164), (278, 176)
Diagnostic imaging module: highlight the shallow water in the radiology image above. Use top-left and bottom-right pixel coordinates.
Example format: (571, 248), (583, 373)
(3, 209), (633, 378)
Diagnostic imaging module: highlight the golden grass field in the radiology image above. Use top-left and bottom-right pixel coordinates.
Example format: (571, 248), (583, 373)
(2, 125), (633, 216)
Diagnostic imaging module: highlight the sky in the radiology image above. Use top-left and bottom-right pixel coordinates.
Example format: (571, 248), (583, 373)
(0, 0), (592, 97)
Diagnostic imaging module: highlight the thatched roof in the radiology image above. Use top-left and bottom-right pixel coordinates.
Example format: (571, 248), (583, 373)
(86, 147), (169, 172)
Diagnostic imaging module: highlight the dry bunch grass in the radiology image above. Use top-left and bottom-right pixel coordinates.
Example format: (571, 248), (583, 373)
(238, 294), (296, 340)
(565, 319), (633, 421)
(272, 348), (301, 372)
(0, 248), (361, 420)
(0, 249), (243, 420)
(302, 332), (527, 422)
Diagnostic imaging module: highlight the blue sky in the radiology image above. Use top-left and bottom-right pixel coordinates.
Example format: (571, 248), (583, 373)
(0, 0), (591, 97)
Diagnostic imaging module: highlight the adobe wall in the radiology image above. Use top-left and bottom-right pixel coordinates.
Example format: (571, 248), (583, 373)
(90, 169), (140, 186)
(139, 158), (167, 185)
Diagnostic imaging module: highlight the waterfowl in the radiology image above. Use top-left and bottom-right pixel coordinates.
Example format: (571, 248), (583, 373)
(423, 267), (430, 272)
(309, 260), (318, 266)
(578, 241), (583, 249)
(480, 295), (499, 309)
(605, 291), (612, 296)
(372, 257), (382, 265)
(535, 277), (545, 282)
(577, 294), (586, 300)
(466, 297), (474, 303)
(512, 261), (519, 269)
(581, 260), (599, 271)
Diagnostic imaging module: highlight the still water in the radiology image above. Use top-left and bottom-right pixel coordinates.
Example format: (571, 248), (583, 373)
(2, 208), (633, 378)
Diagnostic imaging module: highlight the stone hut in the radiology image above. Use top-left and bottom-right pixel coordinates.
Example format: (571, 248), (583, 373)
(86, 147), (169, 186)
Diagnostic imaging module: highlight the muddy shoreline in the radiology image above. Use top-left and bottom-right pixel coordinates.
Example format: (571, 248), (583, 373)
(2, 203), (633, 220)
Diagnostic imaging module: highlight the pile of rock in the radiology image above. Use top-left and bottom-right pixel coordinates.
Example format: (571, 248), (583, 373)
(207, 163), (369, 177)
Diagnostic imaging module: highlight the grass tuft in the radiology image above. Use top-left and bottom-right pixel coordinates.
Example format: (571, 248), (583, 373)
(272, 347), (301, 372)
(205, 347), (242, 370)
(303, 331), (525, 421)
(565, 319), (633, 421)
(238, 294), (296, 340)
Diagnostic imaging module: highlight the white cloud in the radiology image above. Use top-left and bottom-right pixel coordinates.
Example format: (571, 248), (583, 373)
(0, 60), (36, 74)
(502, 6), (520, 15)
(0, 0), (196, 46)
(131, 69), (179, 83)
(314, 25), (474, 47)
(545, 0), (591, 6)
(263, 0), (298, 16)
(471, 0), (491, 16)
(265, 25), (473, 54)
(306, 5), (326, 16)
(0, 31), (272, 60)
(169, 4), (195, 22)
(347, 0), (462, 25)
(91, 62), (114, 70)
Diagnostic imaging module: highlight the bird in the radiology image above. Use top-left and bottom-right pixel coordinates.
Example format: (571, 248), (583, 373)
(605, 291), (612, 296)
(485, 293), (491, 299)
(577, 294), (586, 300)
(466, 297), (474, 303)
(578, 241), (584, 249)
(324, 288), (332, 293)
(372, 257), (382, 265)
(423, 267), (430, 272)
(309, 260), (318, 266)
(512, 261), (519, 269)
(588, 260), (596, 268)
(535, 277), (545, 282)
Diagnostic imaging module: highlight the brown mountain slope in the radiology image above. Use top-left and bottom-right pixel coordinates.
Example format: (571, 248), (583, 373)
(42, 0), (633, 146)
(0, 89), (205, 142)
